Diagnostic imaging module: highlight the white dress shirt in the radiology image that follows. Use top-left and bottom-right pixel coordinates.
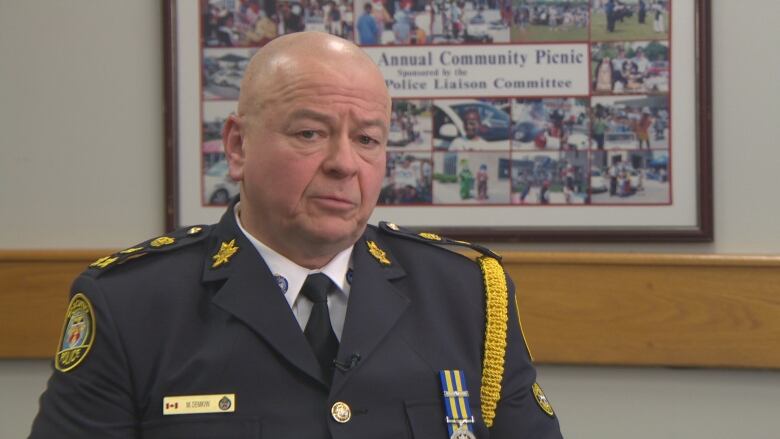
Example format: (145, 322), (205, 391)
(234, 204), (352, 340)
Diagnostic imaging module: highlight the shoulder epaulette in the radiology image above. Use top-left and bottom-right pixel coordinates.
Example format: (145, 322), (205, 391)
(85, 225), (212, 276)
(379, 221), (510, 427)
(377, 221), (501, 261)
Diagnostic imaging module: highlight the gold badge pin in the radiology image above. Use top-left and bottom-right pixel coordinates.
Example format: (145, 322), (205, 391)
(187, 226), (203, 235)
(150, 236), (175, 247)
(331, 401), (352, 423)
(419, 232), (442, 241)
(90, 255), (118, 269)
(532, 383), (555, 417)
(387, 223), (400, 231)
(55, 293), (96, 372)
(212, 239), (239, 268)
(367, 240), (391, 265)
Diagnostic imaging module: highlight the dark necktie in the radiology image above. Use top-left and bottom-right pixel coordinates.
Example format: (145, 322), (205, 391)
(301, 273), (339, 383)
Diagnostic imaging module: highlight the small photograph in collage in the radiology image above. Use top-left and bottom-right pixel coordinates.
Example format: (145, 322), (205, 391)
(592, 41), (669, 94)
(203, 0), (354, 47)
(201, 102), (237, 206)
(432, 152), (510, 204)
(511, 98), (589, 151)
(591, 0), (669, 42)
(203, 48), (255, 100)
(510, 1), (589, 43)
(379, 152), (433, 205)
(389, 100), (433, 151)
(355, 0), (510, 46)
(289, 0), (355, 39)
(590, 149), (669, 203)
(510, 151), (588, 204)
(433, 99), (511, 152)
(203, 0), (276, 47)
(590, 95), (668, 150)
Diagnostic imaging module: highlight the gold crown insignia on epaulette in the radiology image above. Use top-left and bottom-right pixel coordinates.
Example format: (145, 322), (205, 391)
(87, 225), (210, 274)
(377, 222), (501, 261)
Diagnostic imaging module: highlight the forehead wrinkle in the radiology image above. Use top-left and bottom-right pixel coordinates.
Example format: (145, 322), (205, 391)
(271, 79), (389, 114)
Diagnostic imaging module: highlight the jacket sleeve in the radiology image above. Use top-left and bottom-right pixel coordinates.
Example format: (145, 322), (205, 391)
(488, 276), (563, 439)
(29, 274), (137, 438)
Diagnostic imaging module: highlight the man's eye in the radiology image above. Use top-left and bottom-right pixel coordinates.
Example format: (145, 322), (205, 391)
(358, 135), (377, 145)
(299, 130), (317, 139)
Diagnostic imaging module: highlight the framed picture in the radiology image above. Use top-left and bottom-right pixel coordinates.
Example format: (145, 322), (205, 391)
(164, 0), (711, 242)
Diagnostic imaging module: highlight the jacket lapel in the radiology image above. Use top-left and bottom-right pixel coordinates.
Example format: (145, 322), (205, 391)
(205, 204), (327, 386)
(331, 232), (409, 395)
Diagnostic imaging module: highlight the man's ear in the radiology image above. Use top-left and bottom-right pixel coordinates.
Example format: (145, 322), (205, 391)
(223, 113), (245, 181)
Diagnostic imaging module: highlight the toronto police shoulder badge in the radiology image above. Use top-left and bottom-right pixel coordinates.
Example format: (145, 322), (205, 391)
(532, 383), (555, 417)
(55, 293), (96, 372)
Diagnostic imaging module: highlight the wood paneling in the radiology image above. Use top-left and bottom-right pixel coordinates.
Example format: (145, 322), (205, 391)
(503, 253), (780, 369)
(2, 250), (779, 368)
(0, 251), (100, 358)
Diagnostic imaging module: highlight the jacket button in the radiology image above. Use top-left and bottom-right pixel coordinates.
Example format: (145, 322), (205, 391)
(331, 401), (352, 423)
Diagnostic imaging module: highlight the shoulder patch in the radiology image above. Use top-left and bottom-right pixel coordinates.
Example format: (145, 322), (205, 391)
(55, 293), (96, 372)
(377, 222), (501, 261)
(532, 383), (555, 417)
(86, 224), (212, 276)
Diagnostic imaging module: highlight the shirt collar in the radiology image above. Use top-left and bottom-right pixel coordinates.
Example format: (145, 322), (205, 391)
(233, 203), (353, 308)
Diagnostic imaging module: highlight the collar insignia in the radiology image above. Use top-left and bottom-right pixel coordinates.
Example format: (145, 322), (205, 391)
(273, 274), (289, 293)
(187, 226), (203, 235)
(212, 239), (239, 268)
(367, 240), (391, 265)
(90, 255), (118, 269)
(150, 236), (175, 247)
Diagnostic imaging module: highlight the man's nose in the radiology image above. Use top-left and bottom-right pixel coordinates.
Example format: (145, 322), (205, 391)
(322, 131), (359, 177)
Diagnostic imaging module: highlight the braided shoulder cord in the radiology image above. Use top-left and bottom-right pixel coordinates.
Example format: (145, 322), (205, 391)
(477, 256), (508, 428)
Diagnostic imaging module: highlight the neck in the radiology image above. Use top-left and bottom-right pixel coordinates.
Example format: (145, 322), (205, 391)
(237, 207), (354, 270)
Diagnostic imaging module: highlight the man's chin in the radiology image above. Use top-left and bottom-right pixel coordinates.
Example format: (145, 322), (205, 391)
(303, 220), (366, 248)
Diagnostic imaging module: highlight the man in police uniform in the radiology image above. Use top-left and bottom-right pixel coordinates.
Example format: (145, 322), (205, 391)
(30, 32), (562, 438)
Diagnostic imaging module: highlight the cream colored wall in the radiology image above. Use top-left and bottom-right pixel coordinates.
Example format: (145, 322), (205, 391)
(0, 1), (164, 249)
(1, 0), (779, 438)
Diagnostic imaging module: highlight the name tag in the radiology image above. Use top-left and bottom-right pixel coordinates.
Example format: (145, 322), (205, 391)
(163, 394), (235, 415)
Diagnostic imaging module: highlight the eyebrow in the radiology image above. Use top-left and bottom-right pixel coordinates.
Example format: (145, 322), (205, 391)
(287, 109), (388, 133)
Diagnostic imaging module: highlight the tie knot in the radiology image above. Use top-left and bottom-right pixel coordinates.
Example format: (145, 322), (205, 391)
(301, 273), (333, 304)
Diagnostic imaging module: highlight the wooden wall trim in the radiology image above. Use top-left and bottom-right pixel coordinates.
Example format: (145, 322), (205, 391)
(2, 250), (779, 369)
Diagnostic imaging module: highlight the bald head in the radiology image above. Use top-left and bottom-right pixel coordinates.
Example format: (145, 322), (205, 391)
(237, 32), (389, 118)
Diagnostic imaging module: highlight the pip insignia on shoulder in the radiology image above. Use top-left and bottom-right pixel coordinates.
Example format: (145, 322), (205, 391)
(378, 222), (501, 261)
(532, 383), (555, 417)
(86, 224), (211, 276)
(55, 293), (96, 372)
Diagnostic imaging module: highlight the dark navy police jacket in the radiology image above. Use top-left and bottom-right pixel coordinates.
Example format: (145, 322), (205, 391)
(30, 203), (562, 439)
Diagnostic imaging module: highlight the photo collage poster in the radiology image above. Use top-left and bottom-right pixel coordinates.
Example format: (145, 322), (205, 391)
(199, 0), (672, 211)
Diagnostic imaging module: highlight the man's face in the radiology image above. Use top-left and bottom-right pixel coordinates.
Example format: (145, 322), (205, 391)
(228, 57), (389, 261)
(463, 111), (481, 139)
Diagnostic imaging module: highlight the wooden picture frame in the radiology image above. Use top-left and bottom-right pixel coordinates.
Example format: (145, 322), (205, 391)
(163, 0), (711, 242)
